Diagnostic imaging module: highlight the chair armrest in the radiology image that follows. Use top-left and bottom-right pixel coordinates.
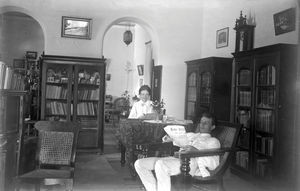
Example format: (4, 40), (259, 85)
(174, 147), (238, 159)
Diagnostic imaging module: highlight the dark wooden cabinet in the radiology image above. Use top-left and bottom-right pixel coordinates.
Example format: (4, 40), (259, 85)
(185, 57), (232, 122)
(231, 44), (298, 186)
(40, 55), (106, 150)
(0, 90), (26, 191)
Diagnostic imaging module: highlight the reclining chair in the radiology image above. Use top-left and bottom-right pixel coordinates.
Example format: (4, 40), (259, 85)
(173, 121), (241, 191)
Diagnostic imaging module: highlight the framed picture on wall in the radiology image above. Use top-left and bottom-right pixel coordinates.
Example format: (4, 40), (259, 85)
(273, 8), (296, 35)
(61, 16), (92, 39)
(13, 59), (26, 69)
(26, 51), (37, 59)
(216, 27), (229, 48)
(137, 65), (144, 76)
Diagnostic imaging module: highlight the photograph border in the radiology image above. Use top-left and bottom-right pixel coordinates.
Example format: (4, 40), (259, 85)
(216, 27), (229, 49)
(61, 16), (92, 39)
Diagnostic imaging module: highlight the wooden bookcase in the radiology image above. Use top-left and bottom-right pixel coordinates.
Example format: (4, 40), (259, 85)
(0, 90), (26, 191)
(40, 55), (106, 150)
(185, 57), (232, 122)
(231, 44), (298, 185)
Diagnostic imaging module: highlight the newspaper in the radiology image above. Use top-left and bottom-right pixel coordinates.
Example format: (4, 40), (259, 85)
(163, 125), (190, 147)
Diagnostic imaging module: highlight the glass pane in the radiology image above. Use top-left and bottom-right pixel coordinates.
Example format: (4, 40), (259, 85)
(188, 72), (197, 86)
(187, 87), (196, 101)
(235, 151), (249, 170)
(256, 109), (274, 133)
(78, 69), (101, 85)
(257, 65), (276, 85)
(200, 87), (211, 103)
(46, 65), (69, 83)
(238, 91), (251, 106)
(187, 102), (195, 116)
(238, 69), (251, 85)
(201, 72), (211, 87)
(236, 109), (250, 128)
(257, 87), (275, 108)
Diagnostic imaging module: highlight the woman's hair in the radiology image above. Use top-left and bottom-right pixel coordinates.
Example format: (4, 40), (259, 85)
(139, 85), (151, 95)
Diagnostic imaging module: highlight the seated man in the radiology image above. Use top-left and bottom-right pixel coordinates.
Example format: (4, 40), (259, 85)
(134, 112), (220, 191)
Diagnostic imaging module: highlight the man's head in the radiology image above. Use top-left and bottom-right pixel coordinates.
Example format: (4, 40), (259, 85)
(195, 112), (216, 133)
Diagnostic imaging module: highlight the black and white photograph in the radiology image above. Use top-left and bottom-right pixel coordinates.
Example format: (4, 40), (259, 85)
(0, 1), (299, 191)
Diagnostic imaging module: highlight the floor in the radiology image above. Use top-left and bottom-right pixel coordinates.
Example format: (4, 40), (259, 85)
(22, 123), (295, 191)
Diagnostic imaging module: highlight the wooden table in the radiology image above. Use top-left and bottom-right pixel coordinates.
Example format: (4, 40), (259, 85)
(117, 118), (194, 176)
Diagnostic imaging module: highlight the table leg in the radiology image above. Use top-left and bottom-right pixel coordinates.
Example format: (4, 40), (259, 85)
(120, 142), (126, 167)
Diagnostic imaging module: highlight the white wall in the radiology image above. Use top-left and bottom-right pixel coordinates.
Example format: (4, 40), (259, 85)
(103, 25), (135, 98)
(1, 14), (44, 66)
(200, 0), (298, 58)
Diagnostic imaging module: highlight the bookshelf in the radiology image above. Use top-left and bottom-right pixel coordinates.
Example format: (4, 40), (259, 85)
(40, 55), (106, 150)
(231, 44), (298, 184)
(185, 57), (232, 123)
(0, 90), (26, 191)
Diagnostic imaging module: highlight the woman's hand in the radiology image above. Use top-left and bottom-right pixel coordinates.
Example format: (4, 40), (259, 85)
(162, 135), (173, 142)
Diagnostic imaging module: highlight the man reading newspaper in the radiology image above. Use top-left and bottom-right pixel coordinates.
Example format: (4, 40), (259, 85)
(134, 112), (221, 191)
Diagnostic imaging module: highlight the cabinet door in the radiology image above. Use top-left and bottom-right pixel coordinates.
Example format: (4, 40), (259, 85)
(234, 57), (253, 173)
(185, 71), (197, 121)
(253, 53), (278, 179)
(41, 63), (73, 121)
(74, 64), (104, 148)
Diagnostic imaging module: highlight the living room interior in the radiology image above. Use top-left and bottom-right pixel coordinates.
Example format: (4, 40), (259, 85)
(0, 0), (300, 191)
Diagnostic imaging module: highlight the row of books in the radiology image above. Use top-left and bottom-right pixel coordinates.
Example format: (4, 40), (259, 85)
(46, 85), (68, 99)
(235, 151), (249, 170)
(46, 101), (68, 115)
(239, 91), (251, 106)
(238, 69), (251, 85)
(255, 158), (272, 178)
(0, 63), (25, 90)
(257, 89), (275, 107)
(255, 135), (273, 156)
(258, 65), (276, 85)
(78, 89), (100, 100)
(77, 102), (98, 116)
(256, 110), (274, 133)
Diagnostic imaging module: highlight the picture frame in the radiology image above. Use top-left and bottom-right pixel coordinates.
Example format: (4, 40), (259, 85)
(216, 27), (229, 49)
(137, 65), (144, 76)
(106, 74), (111, 81)
(26, 51), (37, 59)
(61, 16), (92, 39)
(273, 8), (296, 36)
(13, 59), (26, 69)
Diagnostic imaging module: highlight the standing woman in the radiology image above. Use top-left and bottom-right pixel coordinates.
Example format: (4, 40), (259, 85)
(128, 85), (154, 119)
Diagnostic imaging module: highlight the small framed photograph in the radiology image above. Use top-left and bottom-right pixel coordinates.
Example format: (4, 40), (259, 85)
(137, 65), (144, 76)
(273, 8), (296, 35)
(26, 51), (37, 59)
(61, 16), (92, 39)
(216, 27), (229, 48)
(13, 59), (26, 69)
(106, 74), (111, 81)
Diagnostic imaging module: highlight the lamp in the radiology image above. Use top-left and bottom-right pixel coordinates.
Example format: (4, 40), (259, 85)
(123, 25), (133, 46)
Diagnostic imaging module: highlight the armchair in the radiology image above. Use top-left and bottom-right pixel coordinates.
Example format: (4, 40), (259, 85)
(174, 121), (241, 191)
(14, 121), (80, 191)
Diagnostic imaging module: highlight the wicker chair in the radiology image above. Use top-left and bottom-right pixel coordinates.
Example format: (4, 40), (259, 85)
(14, 121), (80, 191)
(173, 121), (241, 191)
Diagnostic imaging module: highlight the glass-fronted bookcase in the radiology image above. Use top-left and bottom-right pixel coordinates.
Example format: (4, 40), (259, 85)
(232, 44), (298, 185)
(40, 55), (106, 150)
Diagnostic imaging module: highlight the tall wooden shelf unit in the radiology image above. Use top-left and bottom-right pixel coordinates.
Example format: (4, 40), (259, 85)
(40, 55), (106, 150)
(231, 44), (298, 185)
(0, 90), (26, 191)
(185, 57), (232, 122)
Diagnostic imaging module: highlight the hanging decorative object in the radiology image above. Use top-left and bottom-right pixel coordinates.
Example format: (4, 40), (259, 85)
(123, 25), (133, 46)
